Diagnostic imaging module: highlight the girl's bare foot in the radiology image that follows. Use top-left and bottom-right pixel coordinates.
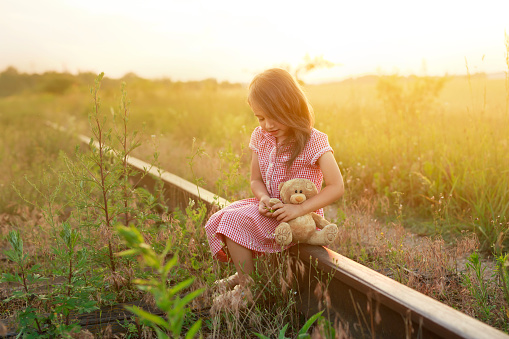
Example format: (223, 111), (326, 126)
(211, 275), (254, 314)
(213, 272), (240, 292)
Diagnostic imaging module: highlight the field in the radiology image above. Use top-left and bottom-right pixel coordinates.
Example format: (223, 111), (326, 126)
(1, 68), (509, 336)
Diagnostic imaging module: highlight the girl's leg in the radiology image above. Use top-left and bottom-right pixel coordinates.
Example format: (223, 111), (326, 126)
(225, 236), (254, 280)
(212, 237), (255, 311)
(214, 237), (254, 291)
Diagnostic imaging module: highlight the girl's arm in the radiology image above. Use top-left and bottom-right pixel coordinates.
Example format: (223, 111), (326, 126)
(250, 151), (274, 217)
(272, 151), (344, 222)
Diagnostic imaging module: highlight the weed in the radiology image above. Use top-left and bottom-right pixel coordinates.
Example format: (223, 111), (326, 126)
(215, 143), (248, 201)
(1, 231), (46, 336)
(496, 255), (509, 331)
(497, 254), (509, 307)
(51, 222), (99, 326)
(116, 224), (204, 338)
(462, 252), (494, 321)
(186, 137), (209, 199)
(254, 310), (323, 339)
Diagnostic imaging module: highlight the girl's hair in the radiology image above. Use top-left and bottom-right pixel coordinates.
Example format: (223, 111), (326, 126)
(247, 68), (315, 166)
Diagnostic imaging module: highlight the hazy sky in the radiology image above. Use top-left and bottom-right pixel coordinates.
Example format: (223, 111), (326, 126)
(1, 0), (508, 83)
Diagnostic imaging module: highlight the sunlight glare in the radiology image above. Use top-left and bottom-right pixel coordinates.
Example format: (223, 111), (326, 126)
(1, 0), (508, 82)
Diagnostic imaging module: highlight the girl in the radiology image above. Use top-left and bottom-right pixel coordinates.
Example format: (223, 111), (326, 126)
(205, 68), (344, 303)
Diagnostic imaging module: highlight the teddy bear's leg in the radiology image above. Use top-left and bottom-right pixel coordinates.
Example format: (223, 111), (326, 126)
(274, 223), (292, 246)
(323, 224), (339, 244)
(307, 224), (338, 246)
(311, 212), (332, 229)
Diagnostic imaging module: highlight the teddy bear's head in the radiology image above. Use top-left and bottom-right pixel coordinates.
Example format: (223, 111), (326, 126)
(278, 178), (318, 204)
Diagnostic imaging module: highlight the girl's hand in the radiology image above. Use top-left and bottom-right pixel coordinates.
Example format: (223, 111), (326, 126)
(258, 196), (276, 217)
(271, 203), (304, 222)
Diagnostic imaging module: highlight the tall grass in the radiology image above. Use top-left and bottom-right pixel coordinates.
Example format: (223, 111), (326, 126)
(0, 94), (76, 213)
(2, 67), (508, 251)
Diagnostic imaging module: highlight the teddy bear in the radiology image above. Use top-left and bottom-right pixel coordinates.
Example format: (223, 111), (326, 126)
(268, 178), (339, 247)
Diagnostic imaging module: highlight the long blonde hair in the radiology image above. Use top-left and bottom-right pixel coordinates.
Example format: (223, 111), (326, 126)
(247, 68), (315, 166)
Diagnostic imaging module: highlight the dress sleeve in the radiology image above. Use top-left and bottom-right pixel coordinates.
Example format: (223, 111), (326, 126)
(309, 130), (334, 165)
(249, 126), (262, 153)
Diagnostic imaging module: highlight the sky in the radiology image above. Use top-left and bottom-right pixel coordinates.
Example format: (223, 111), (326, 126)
(1, 0), (508, 84)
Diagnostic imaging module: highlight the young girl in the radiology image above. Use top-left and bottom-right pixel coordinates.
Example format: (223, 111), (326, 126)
(205, 68), (344, 302)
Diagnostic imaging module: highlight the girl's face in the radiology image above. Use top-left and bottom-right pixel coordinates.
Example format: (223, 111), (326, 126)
(251, 102), (289, 142)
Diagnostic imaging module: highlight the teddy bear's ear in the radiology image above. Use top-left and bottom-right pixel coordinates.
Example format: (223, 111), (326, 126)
(306, 180), (318, 195)
(279, 182), (288, 199)
(278, 181), (285, 192)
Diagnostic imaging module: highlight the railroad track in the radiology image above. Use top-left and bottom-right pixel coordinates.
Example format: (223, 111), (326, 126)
(3, 124), (508, 338)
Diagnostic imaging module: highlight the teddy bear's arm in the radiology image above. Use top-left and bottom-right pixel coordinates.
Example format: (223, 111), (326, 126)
(311, 212), (333, 229)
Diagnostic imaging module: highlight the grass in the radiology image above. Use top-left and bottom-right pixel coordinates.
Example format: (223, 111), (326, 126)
(1, 66), (509, 335)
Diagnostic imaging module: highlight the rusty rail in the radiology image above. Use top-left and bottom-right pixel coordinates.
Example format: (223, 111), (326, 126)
(289, 244), (507, 338)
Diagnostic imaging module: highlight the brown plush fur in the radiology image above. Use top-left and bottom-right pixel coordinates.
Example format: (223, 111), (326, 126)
(269, 178), (338, 246)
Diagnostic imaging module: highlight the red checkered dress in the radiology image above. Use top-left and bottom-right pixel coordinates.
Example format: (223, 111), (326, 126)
(205, 126), (334, 262)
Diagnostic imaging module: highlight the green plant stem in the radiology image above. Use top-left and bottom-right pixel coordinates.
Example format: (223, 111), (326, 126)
(18, 254), (43, 333)
(121, 87), (131, 227)
(65, 255), (73, 326)
(92, 80), (118, 289)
